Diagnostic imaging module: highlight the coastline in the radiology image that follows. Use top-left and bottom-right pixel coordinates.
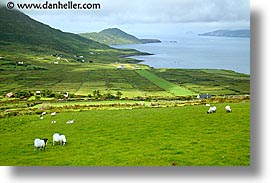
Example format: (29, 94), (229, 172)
(112, 37), (250, 75)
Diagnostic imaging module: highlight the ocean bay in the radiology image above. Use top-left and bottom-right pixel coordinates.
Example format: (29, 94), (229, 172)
(112, 35), (250, 74)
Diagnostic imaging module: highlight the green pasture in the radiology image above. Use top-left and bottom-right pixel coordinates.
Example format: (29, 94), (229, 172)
(0, 9), (251, 166)
(153, 69), (250, 95)
(0, 102), (250, 166)
(34, 100), (151, 108)
(136, 69), (194, 96)
(0, 51), (250, 99)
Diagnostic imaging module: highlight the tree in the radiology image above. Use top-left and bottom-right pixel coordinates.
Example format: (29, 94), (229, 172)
(116, 91), (123, 99)
(93, 90), (101, 99)
(14, 90), (33, 98)
(103, 92), (115, 100)
(41, 89), (54, 97)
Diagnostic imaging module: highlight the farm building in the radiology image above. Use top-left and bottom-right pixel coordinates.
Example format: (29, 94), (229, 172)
(6, 92), (14, 98)
(17, 61), (24, 65)
(75, 55), (84, 58)
(197, 93), (211, 99)
(36, 91), (41, 95)
(117, 65), (125, 70)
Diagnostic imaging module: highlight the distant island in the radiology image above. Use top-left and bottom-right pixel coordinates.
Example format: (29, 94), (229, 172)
(79, 28), (161, 45)
(198, 29), (250, 38)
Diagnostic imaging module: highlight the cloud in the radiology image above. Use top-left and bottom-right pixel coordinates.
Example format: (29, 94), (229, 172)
(1, 0), (250, 34)
(85, 0), (249, 24)
(2, 0), (249, 23)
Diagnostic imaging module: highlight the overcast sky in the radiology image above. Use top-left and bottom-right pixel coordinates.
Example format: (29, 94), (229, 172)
(1, 0), (250, 37)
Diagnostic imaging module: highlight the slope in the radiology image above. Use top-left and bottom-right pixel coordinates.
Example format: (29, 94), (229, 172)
(79, 28), (161, 45)
(0, 7), (109, 55)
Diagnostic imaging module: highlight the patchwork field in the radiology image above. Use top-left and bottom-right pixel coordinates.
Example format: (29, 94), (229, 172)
(152, 69), (250, 95)
(136, 69), (194, 96)
(0, 52), (250, 98)
(0, 8), (251, 167)
(0, 49), (250, 166)
(0, 102), (250, 166)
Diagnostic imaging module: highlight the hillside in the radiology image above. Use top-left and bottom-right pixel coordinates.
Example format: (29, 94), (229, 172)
(198, 29), (250, 38)
(0, 7), (149, 65)
(79, 28), (161, 45)
(0, 7), (249, 100)
(0, 7), (110, 55)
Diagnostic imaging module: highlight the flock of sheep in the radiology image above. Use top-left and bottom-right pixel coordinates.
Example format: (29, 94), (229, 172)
(207, 105), (232, 114)
(34, 111), (71, 152)
(34, 133), (66, 151)
(40, 111), (57, 120)
(34, 105), (232, 151)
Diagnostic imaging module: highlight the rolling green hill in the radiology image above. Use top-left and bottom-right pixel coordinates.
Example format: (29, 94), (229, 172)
(0, 6), (250, 167)
(0, 102), (250, 166)
(0, 7), (249, 100)
(0, 7), (109, 55)
(0, 7), (148, 65)
(79, 28), (161, 45)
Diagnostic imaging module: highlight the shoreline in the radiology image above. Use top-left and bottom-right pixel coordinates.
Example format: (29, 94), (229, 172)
(112, 37), (250, 75)
(123, 53), (250, 75)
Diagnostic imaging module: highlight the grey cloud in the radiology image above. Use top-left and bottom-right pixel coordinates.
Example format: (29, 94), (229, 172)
(1, 0), (249, 34)
(3, 0), (249, 24)
(91, 0), (250, 24)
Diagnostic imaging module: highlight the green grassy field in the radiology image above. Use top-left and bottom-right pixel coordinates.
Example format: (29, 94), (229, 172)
(153, 69), (250, 95)
(136, 69), (194, 96)
(0, 102), (250, 166)
(0, 8), (250, 167)
(0, 52), (250, 98)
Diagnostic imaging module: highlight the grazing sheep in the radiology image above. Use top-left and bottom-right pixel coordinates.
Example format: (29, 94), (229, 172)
(212, 106), (217, 112)
(53, 133), (66, 146)
(66, 119), (74, 124)
(51, 120), (56, 124)
(207, 106), (217, 114)
(225, 105), (232, 113)
(34, 138), (48, 151)
(40, 111), (47, 119)
(51, 112), (56, 116)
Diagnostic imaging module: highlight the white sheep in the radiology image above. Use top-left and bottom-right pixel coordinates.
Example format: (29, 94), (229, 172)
(51, 120), (56, 124)
(53, 133), (66, 146)
(66, 119), (74, 124)
(34, 138), (48, 151)
(207, 106), (217, 114)
(212, 106), (217, 112)
(40, 111), (47, 119)
(225, 105), (232, 113)
(51, 112), (56, 116)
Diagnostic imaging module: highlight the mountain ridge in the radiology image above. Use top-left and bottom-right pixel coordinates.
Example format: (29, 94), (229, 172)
(0, 7), (109, 55)
(79, 28), (161, 45)
(198, 29), (250, 38)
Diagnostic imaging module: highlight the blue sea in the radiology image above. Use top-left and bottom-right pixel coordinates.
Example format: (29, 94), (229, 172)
(112, 35), (250, 74)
